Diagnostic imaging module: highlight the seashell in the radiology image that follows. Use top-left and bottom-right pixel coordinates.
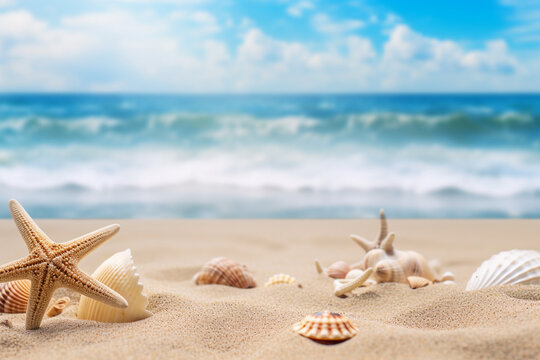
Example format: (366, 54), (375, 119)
(345, 269), (365, 280)
(193, 257), (256, 289)
(265, 274), (301, 288)
(407, 276), (431, 289)
(0, 280), (30, 313)
(350, 209), (438, 284)
(440, 280), (456, 285)
(326, 261), (351, 279)
(47, 297), (70, 317)
(77, 249), (152, 323)
(437, 271), (455, 283)
(466, 250), (540, 291)
(293, 311), (358, 342)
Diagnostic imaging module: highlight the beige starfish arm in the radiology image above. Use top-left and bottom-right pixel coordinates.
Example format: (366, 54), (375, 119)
(26, 268), (56, 330)
(350, 234), (375, 252)
(60, 268), (128, 308)
(9, 199), (53, 252)
(334, 268), (373, 297)
(0, 256), (41, 283)
(377, 208), (388, 244)
(380, 232), (395, 253)
(58, 224), (120, 261)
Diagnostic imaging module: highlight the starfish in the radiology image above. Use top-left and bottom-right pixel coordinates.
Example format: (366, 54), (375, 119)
(0, 200), (128, 330)
(350, 208), (395, 253)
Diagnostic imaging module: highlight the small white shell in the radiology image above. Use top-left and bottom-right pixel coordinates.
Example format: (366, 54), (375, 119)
(438, 271), (455, 282)
(466, 249), (540, 291)
(264, 274), (301, 287)
(345, 269), (365, 280)
(77, 249), (152, 323)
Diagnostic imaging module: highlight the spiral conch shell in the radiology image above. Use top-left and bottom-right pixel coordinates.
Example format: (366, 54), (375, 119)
(293, 311), (358, 342)
(77, 249), (152, 323)
(193, 257), (256, 288)
(466, 249), (540, 291)
(349, 209), (449, 285)
(0, 280), (30, 313)
(265, 274), (301, 288)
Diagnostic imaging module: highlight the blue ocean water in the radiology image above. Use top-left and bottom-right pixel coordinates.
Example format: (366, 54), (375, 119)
(0, 94), (539, 218)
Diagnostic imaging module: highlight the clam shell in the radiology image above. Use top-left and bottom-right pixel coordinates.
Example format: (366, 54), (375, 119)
(345, 269), (365, 280)
(47, 297), (70, 317)
(0, 280), (30, 313)
(407, 276), (431, 289)
(194, 257), (256, 288)
(326, 261), (350, 279)
(264, 274), (301, 288)
(466, 250), (540, 291)
(293, 311), (358, 342)
(438, 271), (455, 282)
(77, 249), (152, 323)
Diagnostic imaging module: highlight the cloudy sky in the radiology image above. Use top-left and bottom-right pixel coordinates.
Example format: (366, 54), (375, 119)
(0, 0), (539, 92)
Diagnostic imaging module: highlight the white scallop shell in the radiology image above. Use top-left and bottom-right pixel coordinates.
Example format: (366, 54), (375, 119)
(466, 249), (540, 291)
(77, 249), (152, 323)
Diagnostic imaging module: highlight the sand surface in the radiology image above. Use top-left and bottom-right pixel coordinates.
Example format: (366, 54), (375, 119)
(0, 219), (539, 359)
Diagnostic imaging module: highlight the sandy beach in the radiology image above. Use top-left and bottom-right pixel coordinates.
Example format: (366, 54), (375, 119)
(0, 218), (539, 359)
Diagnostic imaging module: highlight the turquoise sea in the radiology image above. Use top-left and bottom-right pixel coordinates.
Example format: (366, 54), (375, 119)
(0, 94), (539, 218)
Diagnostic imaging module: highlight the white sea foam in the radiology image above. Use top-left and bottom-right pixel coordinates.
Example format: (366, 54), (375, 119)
(0, 144), (538, 199)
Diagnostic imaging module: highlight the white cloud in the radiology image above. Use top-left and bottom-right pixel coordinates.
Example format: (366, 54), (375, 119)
(383, 13), (400, 26)
(384, 25), (517, 73)
(501, 0), (540, 43)
(0, 0), (15, 7)
(0, 8), (536, 93)
(287, 1), (314, 17)
(312, 13), (364, 35)
(170, 10), (221, 34)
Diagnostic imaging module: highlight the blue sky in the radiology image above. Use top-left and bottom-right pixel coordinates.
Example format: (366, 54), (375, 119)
(0, 0), (539, 92)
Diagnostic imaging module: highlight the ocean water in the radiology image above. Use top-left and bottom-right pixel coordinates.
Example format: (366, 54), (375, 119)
(0, 94), (539, 218)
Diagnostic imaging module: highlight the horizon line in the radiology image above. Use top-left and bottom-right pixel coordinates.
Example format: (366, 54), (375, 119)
(0, 91), (540, 96)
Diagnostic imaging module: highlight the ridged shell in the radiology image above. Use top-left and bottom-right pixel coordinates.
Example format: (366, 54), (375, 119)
(466, 250), (540, 291)
(47, 297), (70, 317)
(193, 257), (256, 288)
(407, 276), (431, 289)
(345, 269), (365, 280)
(77, 249), (152, 323)
(326, 261), (350, 279)
(264, 274), (301, 287)
(0, 280), (30, 313)
(293, 311), (358, 342)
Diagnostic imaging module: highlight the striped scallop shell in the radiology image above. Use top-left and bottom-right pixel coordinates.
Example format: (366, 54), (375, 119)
(293, 311), (358, 341)
(77, 249), (152, 323)
(0, 280), (30, 313)
(466, 249), (540, 291)
(264, 273), (300, 287)
(193, 257), (256, 288)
